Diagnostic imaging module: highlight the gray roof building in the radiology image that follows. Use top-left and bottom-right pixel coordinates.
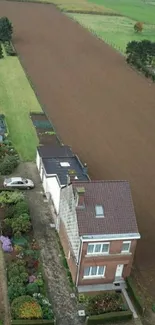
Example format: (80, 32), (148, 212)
(72, 180), (139, 236)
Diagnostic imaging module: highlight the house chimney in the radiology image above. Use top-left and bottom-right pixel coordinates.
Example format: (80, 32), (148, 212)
(68, 169), (78, 183)
(76, 187), (85, 208)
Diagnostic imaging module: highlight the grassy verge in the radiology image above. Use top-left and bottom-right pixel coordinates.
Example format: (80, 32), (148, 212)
(0, 48), (42, 161)
(88, 0), (155, 24)
(126, 277), (146, 315)
(68, 14), (155, 54)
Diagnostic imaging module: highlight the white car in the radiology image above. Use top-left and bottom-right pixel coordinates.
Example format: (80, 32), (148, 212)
(3, 177), (34, 190)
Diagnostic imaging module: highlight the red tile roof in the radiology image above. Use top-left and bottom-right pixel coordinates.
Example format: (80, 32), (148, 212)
(72, 180), (139, 236)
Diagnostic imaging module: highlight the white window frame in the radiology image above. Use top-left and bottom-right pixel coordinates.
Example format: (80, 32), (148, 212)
(87, 242), (110, 255)
(84, 266), (106, 278)
(121, 241), (131, 253)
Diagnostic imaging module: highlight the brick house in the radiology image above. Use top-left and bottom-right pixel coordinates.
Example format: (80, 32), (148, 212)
(58, 180), (140, 292)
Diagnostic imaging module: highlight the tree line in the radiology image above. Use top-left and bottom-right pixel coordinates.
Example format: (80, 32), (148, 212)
(0, 17), (13, 42)
(126, 40), (155, 81)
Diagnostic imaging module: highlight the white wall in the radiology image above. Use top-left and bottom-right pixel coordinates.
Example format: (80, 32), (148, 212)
(36, 151), (40, 170)
(46, 177), (61, 215)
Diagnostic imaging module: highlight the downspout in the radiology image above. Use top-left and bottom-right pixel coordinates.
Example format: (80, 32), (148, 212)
(76, 237), (83, 287)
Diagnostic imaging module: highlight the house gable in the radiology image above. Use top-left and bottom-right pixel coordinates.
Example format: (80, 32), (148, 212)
(59, 184), (80, 262)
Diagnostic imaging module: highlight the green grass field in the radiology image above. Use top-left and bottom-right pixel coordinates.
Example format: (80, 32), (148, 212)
(68, 14), (155, 54)
(88, 0), (155, 24)
(0, 53), (42, 161)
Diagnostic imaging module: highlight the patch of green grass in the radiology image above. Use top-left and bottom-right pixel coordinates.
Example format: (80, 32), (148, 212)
(0, 52), (42, 161)
(88, 0), (155, 24)
(68, 14), (155, 54)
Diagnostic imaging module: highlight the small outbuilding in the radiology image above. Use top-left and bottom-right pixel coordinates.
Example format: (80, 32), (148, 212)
(36, 145), (89, 215)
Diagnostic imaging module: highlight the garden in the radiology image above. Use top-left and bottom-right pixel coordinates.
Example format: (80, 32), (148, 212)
(0, 191), (55, 324)
(30, 113), (60, 146)
(0, 115), (19, 176)
(78, 292), (132, 323)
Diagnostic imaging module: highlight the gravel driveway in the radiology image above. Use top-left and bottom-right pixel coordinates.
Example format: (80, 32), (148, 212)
(12, 162), (83, 325)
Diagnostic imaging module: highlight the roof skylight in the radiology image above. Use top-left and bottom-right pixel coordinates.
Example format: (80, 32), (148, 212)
(60, 162), (70, 167)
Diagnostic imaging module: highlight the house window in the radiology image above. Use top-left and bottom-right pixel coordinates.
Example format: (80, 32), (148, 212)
(84, 266), (106, 278)
(95, 205), (104, 217)
(87, 243), (109, 255)
(121, 241), (131, 253)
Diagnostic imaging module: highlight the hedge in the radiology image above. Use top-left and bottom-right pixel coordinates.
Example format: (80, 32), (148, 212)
(86, 310), (132, 324)
(126, 277), (145, 315)
(11, 319), (56, 325)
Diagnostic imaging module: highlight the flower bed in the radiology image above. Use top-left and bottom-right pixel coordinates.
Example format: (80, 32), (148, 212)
(0, 139), (19, 175)
(0, 191), (55, 323)
(79, 292), (128, 316)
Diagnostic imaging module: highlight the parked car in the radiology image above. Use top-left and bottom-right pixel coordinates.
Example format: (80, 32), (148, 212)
(3, 177), (34, 190)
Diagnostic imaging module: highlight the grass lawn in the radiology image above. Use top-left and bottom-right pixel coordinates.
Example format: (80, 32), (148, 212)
(88, 0), (155, 24)
(68, 14), (155, 54)
(0, 53), (42, 161)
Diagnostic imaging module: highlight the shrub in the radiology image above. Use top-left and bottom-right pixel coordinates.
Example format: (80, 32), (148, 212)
(14, 200), (29, 217)
(1, 222), (12, 237)
(7, 261), (28, 284)
(3, 41), (16, 56)
(0, 191), (24, 205)
(8, 283), (26, 302)
(0, 17), (13, 42)
(11, 214), (31, 237)
(24, 249), (39, 260)
(27, 283), (39, 295)
(5, 204), (16, 219)
(33, 294), (54, 320)
(0, 155), (19, 175)
(11, 296), (43, 319)
(0, 43), (3, 59)
(134, 22), (143, 33)
(86, 293), (126, 316)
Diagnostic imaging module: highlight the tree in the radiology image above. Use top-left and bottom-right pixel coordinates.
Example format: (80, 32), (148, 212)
(0, 17), (13, 42)
(134, 22), (143, 33)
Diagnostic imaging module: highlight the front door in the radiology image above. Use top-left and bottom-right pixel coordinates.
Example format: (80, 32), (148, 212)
(115, 264), (124, 278)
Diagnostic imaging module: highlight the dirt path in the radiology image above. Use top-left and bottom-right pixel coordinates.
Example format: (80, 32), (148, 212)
(14, 163), (83, 325)
(0, 0), (155, 299)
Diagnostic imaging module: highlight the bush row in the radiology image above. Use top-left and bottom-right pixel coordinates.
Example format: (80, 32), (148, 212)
(0, 42), (4, 59)
(86, 310), (133, 324)
(3, 41), (16, 56)
(126, 277), (145, 315)
(0, 140), (19, 175)
(63, 10), (122, 16)
(126, 57), (155, 82)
